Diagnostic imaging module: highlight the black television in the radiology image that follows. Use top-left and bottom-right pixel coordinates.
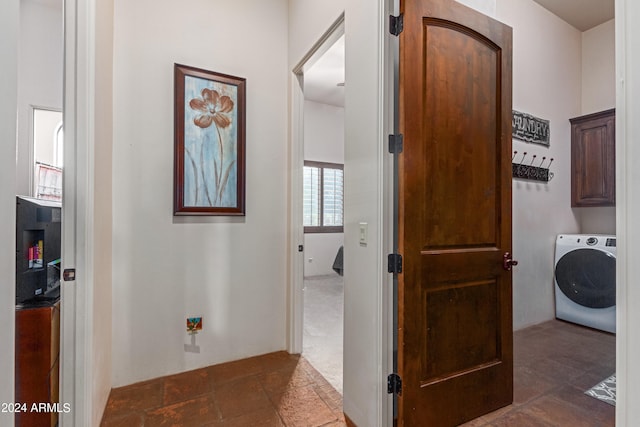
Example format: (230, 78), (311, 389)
(15, 196), (62, 305)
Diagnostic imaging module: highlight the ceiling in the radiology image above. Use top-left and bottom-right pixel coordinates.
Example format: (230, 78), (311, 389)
(531, 0), (614, 32)
(304, 36), (345, 108)
(304, 1), (614, 107)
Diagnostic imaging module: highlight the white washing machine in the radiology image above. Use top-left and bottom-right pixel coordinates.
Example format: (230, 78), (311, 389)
(554, 234), (616, 333)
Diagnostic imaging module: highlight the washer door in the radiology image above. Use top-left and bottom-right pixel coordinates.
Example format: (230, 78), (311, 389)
(555, 248), (616, 308)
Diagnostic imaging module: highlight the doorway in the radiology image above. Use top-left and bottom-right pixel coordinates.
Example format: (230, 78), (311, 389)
(14, 1), (64, 425)
(290, 15), (345, 395)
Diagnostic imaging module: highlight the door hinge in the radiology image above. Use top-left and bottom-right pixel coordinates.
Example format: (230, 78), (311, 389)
(388, 134), (404, 154)
(390, 14), (404, 36)
(388, 253), (403, 274)
(387, 373), (402, 395)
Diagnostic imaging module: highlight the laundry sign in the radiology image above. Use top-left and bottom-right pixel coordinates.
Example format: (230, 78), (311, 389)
(512, 110), (550, 146)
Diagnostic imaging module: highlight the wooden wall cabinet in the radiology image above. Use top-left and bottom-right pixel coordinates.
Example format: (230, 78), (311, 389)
(15, 301), (60, 427)
(570, 109), (615, 207)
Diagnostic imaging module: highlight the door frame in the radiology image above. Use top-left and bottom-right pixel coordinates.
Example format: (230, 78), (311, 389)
(288, 13), (345, 355)
(59, 0), (94, 424)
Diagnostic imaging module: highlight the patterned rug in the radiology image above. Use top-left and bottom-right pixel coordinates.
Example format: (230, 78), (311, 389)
(585, 374), (616, 406)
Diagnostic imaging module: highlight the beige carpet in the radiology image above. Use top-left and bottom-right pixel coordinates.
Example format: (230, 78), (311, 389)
(303, 274), (344, 394)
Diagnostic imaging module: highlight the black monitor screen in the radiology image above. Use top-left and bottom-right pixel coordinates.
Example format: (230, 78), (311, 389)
(15, 196), (61, 305)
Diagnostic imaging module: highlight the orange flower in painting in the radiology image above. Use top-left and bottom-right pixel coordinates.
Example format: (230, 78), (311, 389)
(189, 88), (234, 129)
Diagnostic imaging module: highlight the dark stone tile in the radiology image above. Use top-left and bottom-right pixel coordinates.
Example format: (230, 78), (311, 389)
(570, 372), (612, 391)
(486, 410), (553, 427)
(313, 382), (343, 414)
(100, 321), (615, 427)
(208, 356), (265, 385)
(472, 404), (516, 425)
(552, 384), (616, 424)
(144, 394), (220, 427)
(521, 395), (607, 427)
(257, 351), (301, 373)
(271, 385), (339, 427)
(513, 366), (557, 405)
(212, 407), (285, 427)
(163, 366), (214, 405)
(259, 364), (313, 395)
(102, 379), (164, 419)
(215, 376), (272, 419)
(527, 357), (585, 384)
(100, 412), (145, 427)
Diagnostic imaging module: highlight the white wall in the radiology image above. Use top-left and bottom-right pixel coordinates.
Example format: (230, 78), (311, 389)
(578, 19), (616, 235)
(16, 0), (63, 196)
(92, 0), (114, 422)
(304, 100), (345, 163)
(112, 0), (289, 386)
(304, 234), (343, 277)
(497, 0), (582, 330)
(342, 0), (390, 424)
(288, 0), (345, 70)
(617, 1), (640, 422)
(0, 1), (19, 425)
(455, 0), (496, 17)
(304, 100), (344, 277)
(583, 19), (616, 115)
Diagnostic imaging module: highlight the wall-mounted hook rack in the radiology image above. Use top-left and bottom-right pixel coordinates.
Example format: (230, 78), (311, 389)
(512, 151), (554, 182)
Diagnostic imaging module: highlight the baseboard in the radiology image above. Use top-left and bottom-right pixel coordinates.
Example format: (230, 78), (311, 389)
(345, 413), (357, 427)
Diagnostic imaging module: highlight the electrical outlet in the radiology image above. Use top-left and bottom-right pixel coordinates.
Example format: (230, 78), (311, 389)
(186, 317), (202, 334)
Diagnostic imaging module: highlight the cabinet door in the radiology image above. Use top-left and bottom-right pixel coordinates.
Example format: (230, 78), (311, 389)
(15, 302), (60, 427)
(570, 109), (615, 207)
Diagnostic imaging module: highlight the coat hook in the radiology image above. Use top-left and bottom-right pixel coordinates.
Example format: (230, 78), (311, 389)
(530, 154), (537, 165)
(548, 158), (554, 169)
(512, 150), (518, 161)
(539, 156), (546, 167)
(520, 152), (527, 164)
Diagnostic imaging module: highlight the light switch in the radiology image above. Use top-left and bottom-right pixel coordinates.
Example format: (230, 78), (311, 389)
(359, 222), (368, 246)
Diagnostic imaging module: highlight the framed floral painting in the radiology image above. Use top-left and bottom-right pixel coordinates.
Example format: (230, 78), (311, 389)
(174, 63), (246, 215)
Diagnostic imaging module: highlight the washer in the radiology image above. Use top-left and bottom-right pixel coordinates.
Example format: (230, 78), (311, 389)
(554, 234), (616, 333)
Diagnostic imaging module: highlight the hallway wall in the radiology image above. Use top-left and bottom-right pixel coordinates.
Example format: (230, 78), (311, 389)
(617, 1), (640, 420)
(92, 0), (114, 422)
(111, 0), (289, 386)
(497, 0), (582, 330)
(0, 1), (19, 424)
(16, 0), (63, 196)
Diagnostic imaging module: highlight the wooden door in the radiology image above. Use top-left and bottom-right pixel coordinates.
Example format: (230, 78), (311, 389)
(397, 0), (513, 425)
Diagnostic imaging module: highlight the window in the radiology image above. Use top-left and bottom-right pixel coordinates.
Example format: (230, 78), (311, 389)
(303, 161), (344, 233)
(33, 108), (63, 201)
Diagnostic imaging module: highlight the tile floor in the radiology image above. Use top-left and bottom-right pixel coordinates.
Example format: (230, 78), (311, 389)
(100, 351), (345, 427)
(462, 319), (615, 427)
(101, 319), (615, 426)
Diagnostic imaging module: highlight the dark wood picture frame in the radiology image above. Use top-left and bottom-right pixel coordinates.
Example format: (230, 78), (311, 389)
(174, 63), (246, 216)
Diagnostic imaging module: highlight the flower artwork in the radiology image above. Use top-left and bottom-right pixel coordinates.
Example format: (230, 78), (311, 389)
(186, 83), (237, 207)
(174, 64), (246, 215)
